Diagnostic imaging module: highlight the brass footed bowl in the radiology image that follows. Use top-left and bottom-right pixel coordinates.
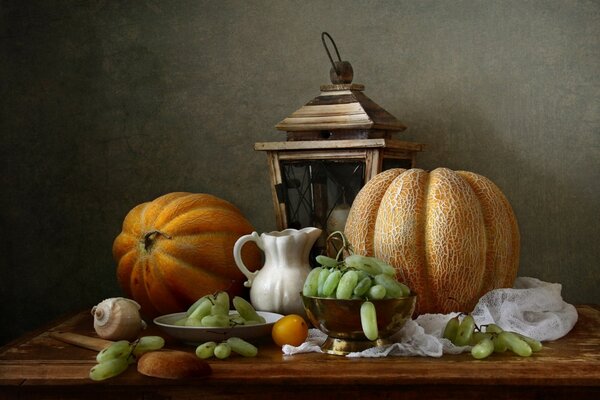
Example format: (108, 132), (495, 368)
(301, 294), (417, 355)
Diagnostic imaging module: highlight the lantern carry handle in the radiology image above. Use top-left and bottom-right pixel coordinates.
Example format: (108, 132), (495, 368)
(321, 32), (353, 84)
(321, 32), (342, 76)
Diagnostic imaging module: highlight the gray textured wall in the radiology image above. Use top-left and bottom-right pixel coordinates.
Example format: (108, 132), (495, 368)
(1, 0), (598, 344)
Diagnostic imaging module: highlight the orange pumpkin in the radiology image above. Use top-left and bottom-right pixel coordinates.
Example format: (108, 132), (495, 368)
(113, 192), (261, 317)
(344, 168), (520, 314)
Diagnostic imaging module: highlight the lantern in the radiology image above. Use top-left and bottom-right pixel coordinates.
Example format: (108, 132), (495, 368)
(256, 33), (425, 247)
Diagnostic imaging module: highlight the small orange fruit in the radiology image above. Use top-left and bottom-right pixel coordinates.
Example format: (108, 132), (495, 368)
(271, 314), (309, 347)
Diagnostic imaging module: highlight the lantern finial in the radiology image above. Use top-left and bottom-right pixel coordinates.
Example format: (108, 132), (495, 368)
(322, 32), (353, 84)
(275, 32), (407, 139)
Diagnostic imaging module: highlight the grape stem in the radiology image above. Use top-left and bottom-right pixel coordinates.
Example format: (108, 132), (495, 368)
(325, 231), (354, 261)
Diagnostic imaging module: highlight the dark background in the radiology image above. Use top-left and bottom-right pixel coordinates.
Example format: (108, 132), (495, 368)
(1, 0), (598, 345)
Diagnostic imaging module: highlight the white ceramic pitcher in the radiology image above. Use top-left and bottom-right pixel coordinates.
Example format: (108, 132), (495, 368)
(233, 227), (321, 316)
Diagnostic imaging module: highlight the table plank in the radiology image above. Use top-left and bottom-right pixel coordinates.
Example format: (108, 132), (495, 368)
(1, 305), (599, 399)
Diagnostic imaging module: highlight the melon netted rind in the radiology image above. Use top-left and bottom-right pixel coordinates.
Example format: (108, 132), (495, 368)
(344, 168), (520, 315)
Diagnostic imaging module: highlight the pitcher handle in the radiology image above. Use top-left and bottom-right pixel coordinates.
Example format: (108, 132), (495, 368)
(233, 232), (262, 288)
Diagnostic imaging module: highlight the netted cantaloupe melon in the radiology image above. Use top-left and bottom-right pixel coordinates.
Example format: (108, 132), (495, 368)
(344, 168), (520, 314)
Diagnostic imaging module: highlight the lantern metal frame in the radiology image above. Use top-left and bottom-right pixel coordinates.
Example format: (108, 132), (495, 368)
(255, 138), (424, 231)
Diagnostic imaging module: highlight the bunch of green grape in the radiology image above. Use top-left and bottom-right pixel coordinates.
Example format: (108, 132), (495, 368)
(303, 254), (410, 300)
(443, 314), (543, 359)
(195, 337), (258, 360)
(303, 253), (412, 342)
(172, 291), (266, 328)
(89, 335), (165, 381)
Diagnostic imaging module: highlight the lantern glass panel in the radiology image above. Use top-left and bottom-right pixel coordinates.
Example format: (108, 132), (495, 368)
(280, 160), (364, 234)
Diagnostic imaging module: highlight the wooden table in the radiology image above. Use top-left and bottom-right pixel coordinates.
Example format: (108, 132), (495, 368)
(1, 305), (599, 399)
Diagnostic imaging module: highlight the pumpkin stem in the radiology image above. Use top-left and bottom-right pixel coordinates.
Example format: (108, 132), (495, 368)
(143, 230), (172, 252)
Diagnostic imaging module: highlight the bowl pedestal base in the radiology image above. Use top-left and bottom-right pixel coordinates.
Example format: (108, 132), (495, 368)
(321, 336), (392, 355)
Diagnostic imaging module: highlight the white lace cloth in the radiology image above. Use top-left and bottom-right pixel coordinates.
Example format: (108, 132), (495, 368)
(282, 277), (578, 358)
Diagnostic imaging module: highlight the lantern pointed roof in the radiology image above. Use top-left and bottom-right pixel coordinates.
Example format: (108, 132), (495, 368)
(275, 83), (406, 133)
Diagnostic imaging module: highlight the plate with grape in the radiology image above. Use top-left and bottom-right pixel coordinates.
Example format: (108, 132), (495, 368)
(154, 292), (283, 344)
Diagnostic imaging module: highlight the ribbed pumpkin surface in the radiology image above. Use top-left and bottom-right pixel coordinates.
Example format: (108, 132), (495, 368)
(113, 192), (261, 317)
(344, 168), (520, 314)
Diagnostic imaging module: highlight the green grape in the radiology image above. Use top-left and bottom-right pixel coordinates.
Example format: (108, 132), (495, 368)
(132, 336), (165, 357)
(185, 294), (212, 317)
(493, 334), (508, 353)
(315, 255), (339, 268)
(96, 340), (133, 363)
(229, 314), (259, 326)
(360, 301), (378, 341)
(485, 323), (503, 334)
(89, 356), (129, 381)
(317, 268), (332, 297)
(211, 291), (230, 316)
(188, 297), (213, 321)
(173, 317), (189, 326)
(397, 282), (411, 297)
(185, 317), (204, 327)
(454, 315), (475, 346)
(485, 324), (542, 354)
(356, 256), (385, 274)
(367, 284), (386, 300)
(355, 270), (369, 281)
(228, 313), (247, 326)
(442, 316), (459, 342)
(470, 331), (491, 346)
(336, 270), (358, 299)
(498, 331), (532, 357)
(353, 276), (373, 297)
(232, 296), (266, 323)
(345, 254), (381, 276)
(195, 341), (217, 359)
(514, 333), (543, 352)
(201, 314), (230, 328)
(471, 337), (494, 359)
(373, 273), (406, 298)
(366, 257), (396, 276)
(322, 269), (342, 297)
(226, 337), (258, 357)
(302, 267), (322, 297)
(214, 343), (232, 359)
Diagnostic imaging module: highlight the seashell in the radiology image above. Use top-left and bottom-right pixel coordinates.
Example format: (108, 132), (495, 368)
(91, 297), (147, 340)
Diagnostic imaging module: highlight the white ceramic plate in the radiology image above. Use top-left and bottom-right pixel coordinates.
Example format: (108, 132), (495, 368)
(153, 311), (283, 344)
